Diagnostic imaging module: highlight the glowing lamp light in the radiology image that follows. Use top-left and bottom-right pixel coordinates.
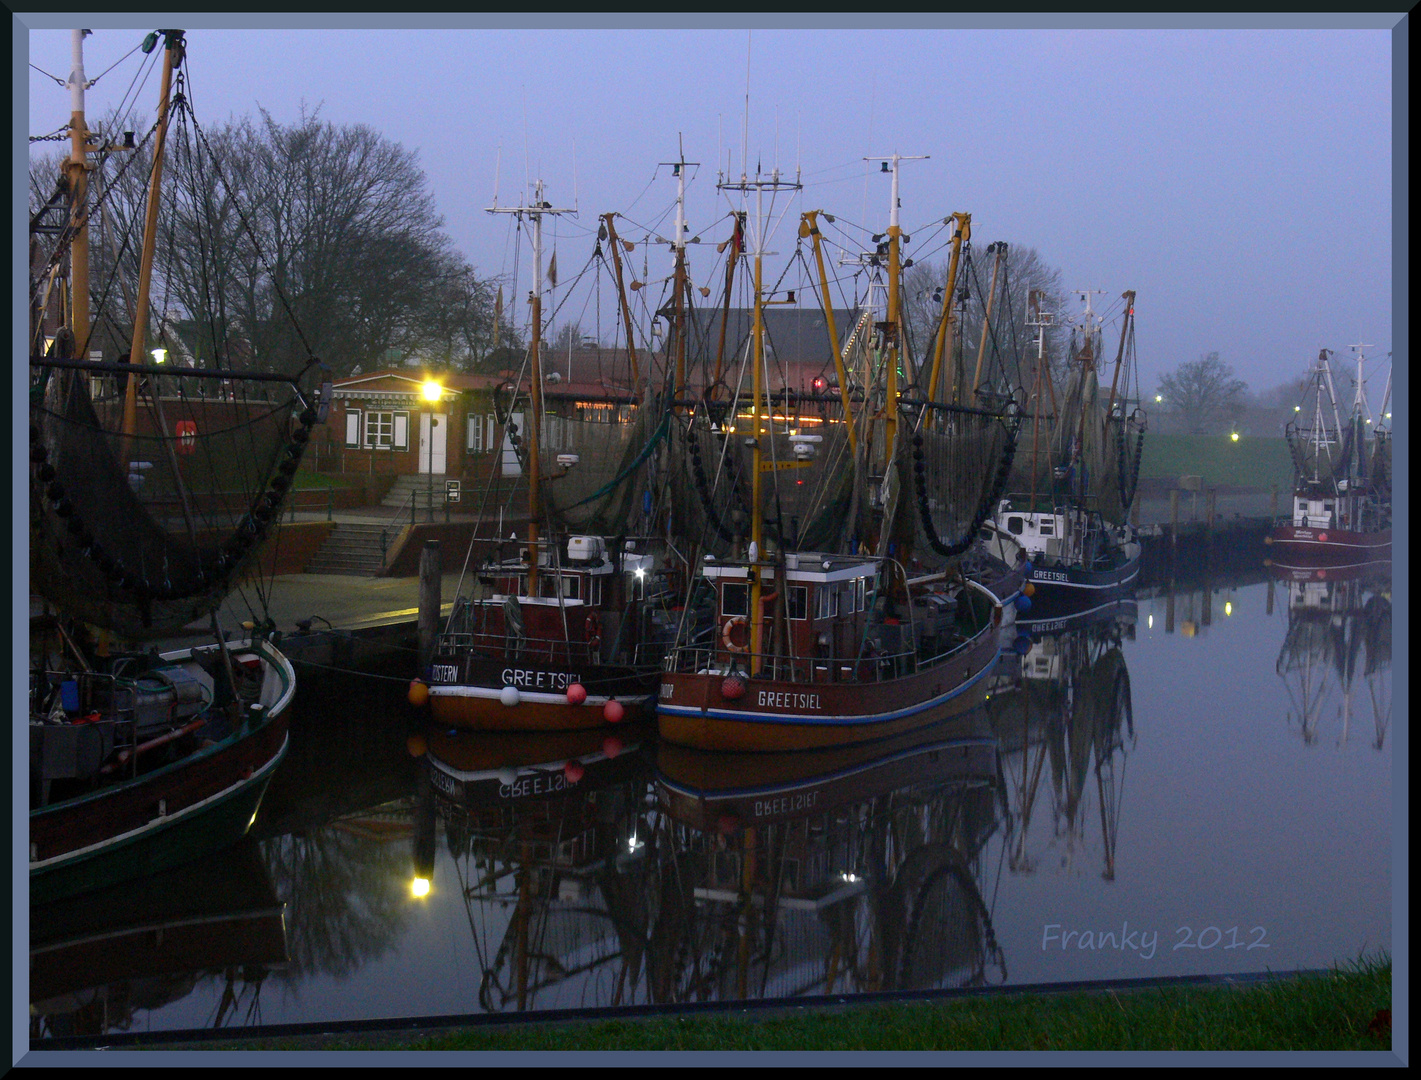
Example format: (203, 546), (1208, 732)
(411, 877), (431, 899)
(422, 379), (442, 402)
(151, 347), (167, 364)
(1155, 394), (1163, 403)
(1230, 432), (1240, 442)
(1225, 601), (1233, 616)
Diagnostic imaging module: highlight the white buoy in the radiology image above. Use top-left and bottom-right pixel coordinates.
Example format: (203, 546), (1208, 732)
(500, 685), (520, 707)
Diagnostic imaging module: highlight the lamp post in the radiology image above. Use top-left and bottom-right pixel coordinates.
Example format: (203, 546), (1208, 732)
(423, 379), (442, 522)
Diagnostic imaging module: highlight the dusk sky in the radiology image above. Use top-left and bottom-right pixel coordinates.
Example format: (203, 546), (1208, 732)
(22, 16), (1400, 398)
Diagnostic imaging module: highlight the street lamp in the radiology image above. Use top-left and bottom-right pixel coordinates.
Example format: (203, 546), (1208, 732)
(422, 379), (442, 521)
(151, 347), (167, 364)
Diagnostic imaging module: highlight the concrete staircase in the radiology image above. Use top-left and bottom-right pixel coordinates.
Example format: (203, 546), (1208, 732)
(381, 474), (450, 514)
(303, 523), (396, 576)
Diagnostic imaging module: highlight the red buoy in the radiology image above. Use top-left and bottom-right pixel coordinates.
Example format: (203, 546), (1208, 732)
(603, 699), (625, 724)
(563, 760), (585, 783)
(566, 682), (588, 705)
(602, 735), (624, 759)
(721, 676), (746, 701)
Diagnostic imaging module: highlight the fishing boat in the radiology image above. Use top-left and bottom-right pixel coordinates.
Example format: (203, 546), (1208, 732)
(28, 29), (318, 901)
(1267, 346), (1392, 566)
(424, 178), (681, 732)
(657, 155), (1024, 752)
(992, 290), (1146, 611)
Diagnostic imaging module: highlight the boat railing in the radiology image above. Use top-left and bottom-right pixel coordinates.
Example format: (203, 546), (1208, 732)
(663, 637), (970, 685)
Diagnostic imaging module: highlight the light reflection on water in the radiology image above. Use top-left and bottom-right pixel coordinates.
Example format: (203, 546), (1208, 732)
(29, 565), (1393, 1038)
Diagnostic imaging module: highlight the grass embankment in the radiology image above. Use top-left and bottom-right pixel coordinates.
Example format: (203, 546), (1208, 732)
(192, 956), (1390, 1053)
(1138, 433), (1294, 491)
(292, 468), (348, 490)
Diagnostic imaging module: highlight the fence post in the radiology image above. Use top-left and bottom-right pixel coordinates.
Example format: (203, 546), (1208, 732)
(327, 489), (333, 522)
(418, 541), (442, 674)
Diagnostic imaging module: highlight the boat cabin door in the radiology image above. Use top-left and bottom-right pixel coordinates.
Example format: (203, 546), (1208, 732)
(419, 413), (448, 474)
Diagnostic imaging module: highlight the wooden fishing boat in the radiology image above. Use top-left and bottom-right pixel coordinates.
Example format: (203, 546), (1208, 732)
(1267, 347), (1391, 566)
(425, 180), (678, 732)
(29, 632), (294, 905)
(657, 155), (1024, 752)
(28, 30), (318, 902)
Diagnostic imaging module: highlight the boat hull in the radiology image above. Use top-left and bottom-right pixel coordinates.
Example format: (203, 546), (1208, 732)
(657, 625), (1000, 753)
(29, 640), (295, 906)
(428, 655), (657, 732)
(1023, 543), (1140, 613)
(1265, 525), (1391, 567)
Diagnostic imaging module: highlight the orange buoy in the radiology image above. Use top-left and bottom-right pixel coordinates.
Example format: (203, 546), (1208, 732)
(406, 733), (428, 758)
(408, 679), (430, 707)
(1023, 581), (1036, 597)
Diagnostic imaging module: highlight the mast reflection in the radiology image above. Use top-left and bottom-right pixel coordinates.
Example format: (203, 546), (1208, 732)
(1271, 562), (1391, 749)
(990, 599), (1136, 881)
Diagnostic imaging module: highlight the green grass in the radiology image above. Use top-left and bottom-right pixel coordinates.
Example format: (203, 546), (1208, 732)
(177, 955), (1391, 1053)
(292, 468), (350, 491)
(1139, 433), (1294, 490)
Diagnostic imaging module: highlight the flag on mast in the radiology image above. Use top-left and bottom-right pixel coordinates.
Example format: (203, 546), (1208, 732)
(547, 250), (558, 288)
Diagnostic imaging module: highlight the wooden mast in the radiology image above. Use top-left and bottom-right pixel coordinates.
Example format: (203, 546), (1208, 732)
(800, 210), (856, 451)
(64, 29), (92, 359)
(489, 180), (574, 594)
(120, 29), (182, 466)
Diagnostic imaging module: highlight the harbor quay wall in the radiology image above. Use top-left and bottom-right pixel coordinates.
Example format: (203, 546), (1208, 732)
(380, 520), (529, 578)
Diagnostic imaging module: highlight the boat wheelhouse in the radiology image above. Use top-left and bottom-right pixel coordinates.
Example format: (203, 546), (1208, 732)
(658, 551), (1009, 752)
(428, 535), (671, 730)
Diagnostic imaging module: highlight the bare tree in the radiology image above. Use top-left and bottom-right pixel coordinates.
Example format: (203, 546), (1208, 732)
(1156, 352), (1249, 435)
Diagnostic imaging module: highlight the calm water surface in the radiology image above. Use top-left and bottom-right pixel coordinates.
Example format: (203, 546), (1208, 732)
(29, 563), (1394, 1039)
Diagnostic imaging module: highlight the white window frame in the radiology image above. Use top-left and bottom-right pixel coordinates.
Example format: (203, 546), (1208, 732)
(345, 409), (363, 448)
(468, 413), (484, 453)
(364, 409), (410, 451)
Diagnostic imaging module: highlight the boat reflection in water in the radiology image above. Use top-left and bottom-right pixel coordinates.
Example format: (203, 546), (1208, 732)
(651, 712), (1009, 1000)
(989, 598), (1136, 880)
(415, 723), (658, 1011)
(1270, 561), (1391, 749)
(29, 840), (288, 1040)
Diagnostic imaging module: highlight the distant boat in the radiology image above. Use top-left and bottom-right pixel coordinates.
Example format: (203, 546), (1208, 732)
(1267, 347), (1391, 566)
(993, 290), (1146, 612)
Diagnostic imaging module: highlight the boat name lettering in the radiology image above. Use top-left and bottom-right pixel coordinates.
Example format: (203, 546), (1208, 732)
(501, 772), (567, 799)
(430, 770), (459, 796)
(755, 791), (818, 817)
(757, 690), (822, 711)
(1035, 571), (1069, 582)
(659, 683), (674, 700)
(431, 665), (459, 683)
(501, 669), (579, 689)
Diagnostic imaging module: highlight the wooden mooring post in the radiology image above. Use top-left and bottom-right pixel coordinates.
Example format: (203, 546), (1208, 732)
(1169, 490), (1180, 564)
(418, 540), (442, 675)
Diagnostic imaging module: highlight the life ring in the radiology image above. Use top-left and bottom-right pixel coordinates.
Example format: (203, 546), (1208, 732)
(722, 615), (749, 653)
(585, 612), (600, 637)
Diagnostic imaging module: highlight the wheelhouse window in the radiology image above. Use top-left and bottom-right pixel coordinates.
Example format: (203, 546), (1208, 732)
(1007, 516), (1024, 535)
(788, 585), (809, 620)
(538, 573), (580, 599)
(722, 582), (749, 617)
(816, 584), (840, 619)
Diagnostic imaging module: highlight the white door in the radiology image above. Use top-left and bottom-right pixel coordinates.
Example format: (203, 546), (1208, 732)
(501, 411), (524, 477)
(419, 412), (448, 474)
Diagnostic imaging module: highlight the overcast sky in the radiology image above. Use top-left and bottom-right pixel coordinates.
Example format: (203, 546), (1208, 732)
(22, 17), (1399, 397)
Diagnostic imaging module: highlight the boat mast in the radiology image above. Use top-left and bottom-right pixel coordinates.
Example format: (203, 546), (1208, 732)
(488, 180), (574, 593)
(800, 209), (856, 451)
(64, 29), (92, 358)
(927, 211), (969, 408)
(719, 163), (800, 670)
(120, 29), (183, 465)
(665, 144), (698, 404)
